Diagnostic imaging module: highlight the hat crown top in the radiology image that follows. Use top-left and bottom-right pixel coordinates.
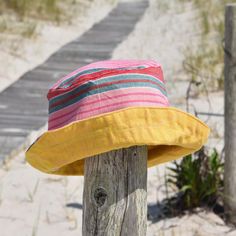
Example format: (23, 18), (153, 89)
(47, 60), (169, 130)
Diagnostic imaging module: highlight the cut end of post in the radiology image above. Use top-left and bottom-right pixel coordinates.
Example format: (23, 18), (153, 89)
(225, 3), (236, 19)
(226, 3), (236, 7)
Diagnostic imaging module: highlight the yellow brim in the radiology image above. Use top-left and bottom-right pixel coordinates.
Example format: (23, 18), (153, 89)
(26, 107), (210, 175)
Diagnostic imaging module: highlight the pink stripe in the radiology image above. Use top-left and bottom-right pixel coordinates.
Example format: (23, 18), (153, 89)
(48, 87), (169, 130)
(49, 90), (168, 121)
(49, 95), (166, 124)
(49, 100), (166, 130)
(51, 60), (161, 89)
(49, 87), (168, 119)
(78, 99), (167, 115)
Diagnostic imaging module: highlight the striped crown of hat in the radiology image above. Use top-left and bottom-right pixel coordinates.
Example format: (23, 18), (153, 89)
(26, 60), (210, 176)
(47, 60), (168, 130)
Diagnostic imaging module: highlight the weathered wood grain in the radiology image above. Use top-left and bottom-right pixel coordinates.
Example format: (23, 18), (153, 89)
(224, 4), (236, 225)
(82, 146), (147, 236)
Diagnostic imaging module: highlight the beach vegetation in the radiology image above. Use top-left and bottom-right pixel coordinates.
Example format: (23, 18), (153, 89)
(167, 147), (224, 212)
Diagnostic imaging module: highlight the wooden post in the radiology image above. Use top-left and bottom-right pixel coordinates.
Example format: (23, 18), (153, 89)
(82, 145), (147, 236)
(224, 3), (236, 225)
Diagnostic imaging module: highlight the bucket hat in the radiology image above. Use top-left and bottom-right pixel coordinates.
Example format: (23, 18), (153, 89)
(26, 60), (210, 175)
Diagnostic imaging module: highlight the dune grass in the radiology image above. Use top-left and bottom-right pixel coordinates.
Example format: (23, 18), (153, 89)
(0, 0), (95, 38)
(0, 0), (60, 38)
(179, 0), (236, 92)
(0, 0), (64, 21)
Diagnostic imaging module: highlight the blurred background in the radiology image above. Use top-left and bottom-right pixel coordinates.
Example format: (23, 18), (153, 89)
(0, 0), (235, 235)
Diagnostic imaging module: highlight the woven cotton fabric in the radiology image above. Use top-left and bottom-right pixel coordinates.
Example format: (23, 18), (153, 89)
(47, 60), (168, 130)
(26, 60), (210, 176)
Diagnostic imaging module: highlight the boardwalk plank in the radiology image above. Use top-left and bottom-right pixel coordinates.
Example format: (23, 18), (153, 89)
(0, 0), (149, 161)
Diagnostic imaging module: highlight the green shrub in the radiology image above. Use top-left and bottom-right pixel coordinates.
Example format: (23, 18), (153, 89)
(167, 147), (224, 210)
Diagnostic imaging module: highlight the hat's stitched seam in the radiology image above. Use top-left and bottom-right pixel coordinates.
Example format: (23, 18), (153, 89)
(45, 106), (210, 135)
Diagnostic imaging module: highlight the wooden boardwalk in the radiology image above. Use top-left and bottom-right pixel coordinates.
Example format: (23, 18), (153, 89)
(0, 0), (148, 163)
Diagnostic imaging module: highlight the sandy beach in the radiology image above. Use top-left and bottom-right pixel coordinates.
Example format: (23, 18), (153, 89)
(0, 0), (231, 235)
(0, 0), (117, 92)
